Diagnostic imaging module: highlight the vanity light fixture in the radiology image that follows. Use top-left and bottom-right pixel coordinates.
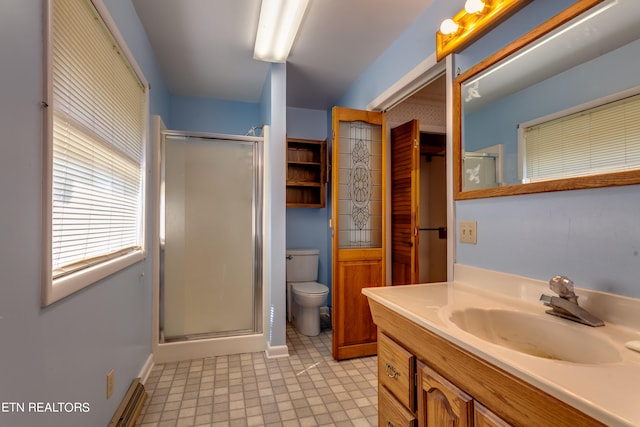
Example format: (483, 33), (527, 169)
(254, 0), (310, 63)
(436, 0), (532, 62)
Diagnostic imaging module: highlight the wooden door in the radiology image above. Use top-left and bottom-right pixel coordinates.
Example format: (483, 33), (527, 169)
(331, 106), (386, 360)
(391, 120), (420, 285)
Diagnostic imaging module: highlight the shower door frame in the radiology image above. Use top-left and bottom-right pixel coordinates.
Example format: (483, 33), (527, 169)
(157, 127), (264, 347)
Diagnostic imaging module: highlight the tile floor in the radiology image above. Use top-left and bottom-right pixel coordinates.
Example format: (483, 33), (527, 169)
(137, 324), (378, 427)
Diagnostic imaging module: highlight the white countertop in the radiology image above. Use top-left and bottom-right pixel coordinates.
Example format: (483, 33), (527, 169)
(362, 265), (640, 427)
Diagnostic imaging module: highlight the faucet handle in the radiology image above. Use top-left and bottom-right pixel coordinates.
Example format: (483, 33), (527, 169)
(549, 275), (578, 302)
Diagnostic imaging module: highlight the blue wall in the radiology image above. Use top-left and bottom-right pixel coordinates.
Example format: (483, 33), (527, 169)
(285, 107), (330, 301)
(337, 0), (460, 109)
(260, 67), (272, 126)
(169, 95), (262, 135)
(0, 0), (170, 425)
(337, 0), (640, 298)
(456, 186), (640, 296)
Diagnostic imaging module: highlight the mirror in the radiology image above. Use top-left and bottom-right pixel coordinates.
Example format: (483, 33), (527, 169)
(454, 0), (640, 199)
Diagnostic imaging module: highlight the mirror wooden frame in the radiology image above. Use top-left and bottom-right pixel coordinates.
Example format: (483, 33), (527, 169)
(453, 0), (640, 200)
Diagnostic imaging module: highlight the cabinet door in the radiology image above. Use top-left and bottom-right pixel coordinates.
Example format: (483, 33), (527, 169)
(419, 365), (473, 427)
(474, 402), (512, 427)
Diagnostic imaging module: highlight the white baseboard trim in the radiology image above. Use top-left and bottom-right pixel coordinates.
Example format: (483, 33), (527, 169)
(265, 343), (289, 359)
(138, 353), (154, 384)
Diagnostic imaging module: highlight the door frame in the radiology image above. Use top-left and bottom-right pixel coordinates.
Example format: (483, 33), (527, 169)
(366, 55), (454, 283)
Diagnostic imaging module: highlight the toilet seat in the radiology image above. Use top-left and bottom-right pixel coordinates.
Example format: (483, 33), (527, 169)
(292, 281), (328, 295)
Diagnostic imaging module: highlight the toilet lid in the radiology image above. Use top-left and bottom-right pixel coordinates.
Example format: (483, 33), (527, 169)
(292, 282), (328, 294)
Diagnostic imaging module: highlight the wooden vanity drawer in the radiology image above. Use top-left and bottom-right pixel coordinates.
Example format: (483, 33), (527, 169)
(379, 385), (417, 427)
(378, 332), (416, 410)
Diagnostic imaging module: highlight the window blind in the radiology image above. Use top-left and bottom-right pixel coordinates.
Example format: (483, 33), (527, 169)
(51, 0), (146, 278)
(523, 93), (640, 182)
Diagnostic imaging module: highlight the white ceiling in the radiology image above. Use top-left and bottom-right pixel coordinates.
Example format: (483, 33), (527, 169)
(132, 0), (433, 110)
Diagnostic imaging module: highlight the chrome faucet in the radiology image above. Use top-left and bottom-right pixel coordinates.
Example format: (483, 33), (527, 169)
(539, 276), (604, 327)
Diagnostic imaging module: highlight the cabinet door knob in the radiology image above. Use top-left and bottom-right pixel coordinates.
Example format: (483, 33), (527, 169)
(386, 420), (396, 427)
(385, 363), (400, 379)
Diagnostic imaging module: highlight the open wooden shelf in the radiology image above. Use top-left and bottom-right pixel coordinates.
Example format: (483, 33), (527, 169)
(286, 137), (327, 208)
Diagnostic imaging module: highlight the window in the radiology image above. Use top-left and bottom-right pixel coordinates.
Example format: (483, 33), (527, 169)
(43, 0), (148, 305)
(521, 89), (640, 183)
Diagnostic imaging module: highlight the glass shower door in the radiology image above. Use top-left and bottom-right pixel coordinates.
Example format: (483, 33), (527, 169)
(160, 133), (262, 341)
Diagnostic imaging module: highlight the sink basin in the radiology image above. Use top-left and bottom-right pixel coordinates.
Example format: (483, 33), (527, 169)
(449, 308), (622, 364)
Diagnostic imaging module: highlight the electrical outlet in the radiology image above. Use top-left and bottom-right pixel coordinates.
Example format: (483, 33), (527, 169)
(459, 221), (477, 244)
(106, 369), (114, 399)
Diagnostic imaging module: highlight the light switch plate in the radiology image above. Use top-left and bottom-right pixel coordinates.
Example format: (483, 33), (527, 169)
(459, 221), (477, 244)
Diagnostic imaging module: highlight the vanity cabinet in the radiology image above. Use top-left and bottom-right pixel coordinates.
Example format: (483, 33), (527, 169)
(286, 137), (327, 208)
(369, 300), (606, 427)
(378, 332), (491, 427)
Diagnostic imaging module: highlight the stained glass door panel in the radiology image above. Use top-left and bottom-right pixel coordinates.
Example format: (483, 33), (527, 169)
(338, 121), (383, 248)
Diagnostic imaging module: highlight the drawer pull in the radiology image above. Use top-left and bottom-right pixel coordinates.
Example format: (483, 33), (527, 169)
(386, 420), (396, 427)
(385, 363), (400, 379)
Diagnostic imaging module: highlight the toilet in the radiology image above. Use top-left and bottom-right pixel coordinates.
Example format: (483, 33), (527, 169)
(286, 249), (329, 337)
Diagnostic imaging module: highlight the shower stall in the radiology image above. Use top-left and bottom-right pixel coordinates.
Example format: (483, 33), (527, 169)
(152, 117), (265, 362)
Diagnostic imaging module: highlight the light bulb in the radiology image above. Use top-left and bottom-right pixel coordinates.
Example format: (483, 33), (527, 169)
(465, 0), (486, 14)
(439, 19), (459, 35)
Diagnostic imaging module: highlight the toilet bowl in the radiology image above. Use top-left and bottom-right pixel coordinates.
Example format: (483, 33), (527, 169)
(291, 282), (328, 336)
(286, 249), (329, 337)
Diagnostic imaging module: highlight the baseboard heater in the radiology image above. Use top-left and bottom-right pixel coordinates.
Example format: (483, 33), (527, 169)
(108, 378), (147, 427)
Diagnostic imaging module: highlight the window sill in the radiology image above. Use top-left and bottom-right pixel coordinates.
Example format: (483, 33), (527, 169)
(43, 250), (145, 306)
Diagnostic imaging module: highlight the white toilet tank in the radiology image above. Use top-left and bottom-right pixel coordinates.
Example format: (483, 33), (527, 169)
(286, 249), (319, 282)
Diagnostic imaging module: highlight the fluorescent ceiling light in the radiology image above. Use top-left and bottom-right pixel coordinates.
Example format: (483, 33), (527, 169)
(254, 0), (310, 63)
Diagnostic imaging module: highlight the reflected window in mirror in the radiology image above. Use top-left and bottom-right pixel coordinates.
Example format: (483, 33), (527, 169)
(520, 89), (640, 183)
